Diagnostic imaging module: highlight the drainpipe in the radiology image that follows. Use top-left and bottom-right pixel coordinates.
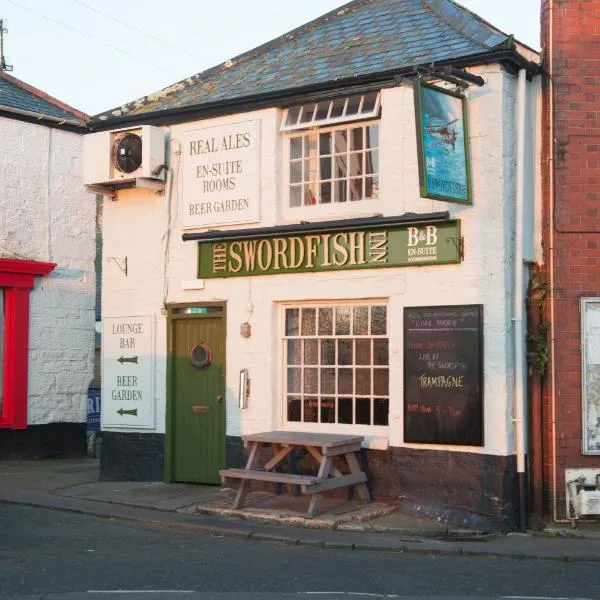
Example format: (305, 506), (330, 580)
(514, 67), (529, 532)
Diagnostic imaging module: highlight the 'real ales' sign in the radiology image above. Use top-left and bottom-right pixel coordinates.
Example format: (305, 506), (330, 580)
(197, 220), (461, 278)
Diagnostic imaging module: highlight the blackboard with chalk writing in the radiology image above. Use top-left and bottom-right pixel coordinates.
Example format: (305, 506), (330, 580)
(404, 305), (483, 445)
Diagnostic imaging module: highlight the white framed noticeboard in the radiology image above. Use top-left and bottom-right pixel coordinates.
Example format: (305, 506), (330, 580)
(582, 298), (600, 454)
(102, 315), (155, 429)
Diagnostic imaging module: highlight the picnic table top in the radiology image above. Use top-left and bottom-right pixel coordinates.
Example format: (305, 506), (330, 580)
(241, 430), (364, 448)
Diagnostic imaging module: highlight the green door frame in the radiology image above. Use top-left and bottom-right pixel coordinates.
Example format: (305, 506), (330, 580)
(165, 301), (227, 483)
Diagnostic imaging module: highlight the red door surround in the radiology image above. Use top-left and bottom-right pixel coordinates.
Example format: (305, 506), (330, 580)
(0, 258), (56, 429)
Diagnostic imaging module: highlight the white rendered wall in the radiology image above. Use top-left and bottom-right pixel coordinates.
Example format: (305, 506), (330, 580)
(101, 65), (540, 457)
(0, 117), (95, 424)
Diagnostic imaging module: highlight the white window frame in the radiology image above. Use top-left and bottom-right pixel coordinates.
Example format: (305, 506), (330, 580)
(279, 300), (390, 439)
(581, 297), (600, 454)
(280, 94), (382, 223)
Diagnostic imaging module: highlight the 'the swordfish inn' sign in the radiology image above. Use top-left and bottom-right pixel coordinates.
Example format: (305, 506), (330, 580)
(197, 220), (461, 278)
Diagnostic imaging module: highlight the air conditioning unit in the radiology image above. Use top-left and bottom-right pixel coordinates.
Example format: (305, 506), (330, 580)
(83, 125), (166, 191)
(565, 468), (600, 520)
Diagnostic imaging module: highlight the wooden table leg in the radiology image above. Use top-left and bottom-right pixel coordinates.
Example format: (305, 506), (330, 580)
(307, 455), (333, 517)
(233, 441), (260, 508)
(345, 452), (371, 504)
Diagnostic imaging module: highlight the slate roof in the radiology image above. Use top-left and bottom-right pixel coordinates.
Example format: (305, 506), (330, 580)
(0, 71), (89, 125)
(96, 0), (536, 122)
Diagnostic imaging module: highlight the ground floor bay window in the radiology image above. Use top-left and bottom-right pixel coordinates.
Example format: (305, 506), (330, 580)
(283, 303), (389, 430)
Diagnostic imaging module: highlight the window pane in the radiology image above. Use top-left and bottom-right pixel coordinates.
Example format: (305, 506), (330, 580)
(287, 108), (301, 128)
(290, 161), (302, 184)
(321, 397), (335, 423)
(287, 368), (301, 393)
(373, 339), (389, 365)
(338, 339), (352, 365)
(319, 132), (331, 155)
(353, 306), (369, 335)
(320, 181), (332, 204)
(290, 136), (303, 159)
(362, 92), (378, 112)
(300, 103), (317, 122)
(334, 179), (347, 203)
(356, 368), (371, 395)
(321, 339), (336, 364)
(319, 308), (333, 335)
(365, 151), (378, 175)
(305, 133), (317, 155)
(321, 368), (335, 394)
(320, 156), (332, 181)
(286, 309), (299, 335)
(331, 98), (345, 118)
(371, 306), (387, 335)
(374, 368), (389, 396)
(334, 155), (347, 179)
(338, 397), (353, 424)
(288, 397), (301, 421)
(304, 397), (318, 422)
(336, 306), (351, 335)
(304, 368), (318, 394)
(365, 176), (379, 200)
(316, 102), (330, 120)
(304, 157), (317, 182)
(349, 152), (363, 177)
(365, 125), (379, 149)
(374, 398), (389, 426)
(338, 368), (353, 394)
(356, 338), (371, 365)
(350, 127), (363, 150)
(287, 339), (301, 365)
(290, 185), (302, 207)
(346, 95), (361, 115)
(304, 184), (317, 206)
(356, 397), (371, 425)
(304, 339), (318, 365)
(334, 130), (347, 153)
(301, 308), (316, 335)
(349, 178), (362, 202)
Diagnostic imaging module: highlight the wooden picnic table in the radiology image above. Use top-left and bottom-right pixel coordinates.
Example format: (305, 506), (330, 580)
(219, 431), (371, 517)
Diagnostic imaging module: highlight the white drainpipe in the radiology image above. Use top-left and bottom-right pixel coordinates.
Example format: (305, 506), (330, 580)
(514, 67), (529, 531)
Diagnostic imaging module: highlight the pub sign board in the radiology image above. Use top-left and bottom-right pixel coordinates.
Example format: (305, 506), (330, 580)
(182, 120), (260, 228)
(102, 315), (155, 429)
(197, 220), (461, 278)
(404, 304), (483, 445)
(414, 81), (472, 204)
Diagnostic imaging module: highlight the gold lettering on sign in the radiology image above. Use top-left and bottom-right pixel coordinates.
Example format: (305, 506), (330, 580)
(257, 239), (273, 271)
(305, 235), (320, 268)
(332, 233), (349, 266)
(273, 238), (288, 271)
(348, 231), (366, 265)
(229, 241), (243, 273)
(212, 243), (227, 272)
(242, 240), (258, 271)
(289, 237), (305, 269)
(369, 231), (388, 263)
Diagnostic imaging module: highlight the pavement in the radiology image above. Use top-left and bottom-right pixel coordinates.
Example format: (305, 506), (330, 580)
(2, 457), (600, 561)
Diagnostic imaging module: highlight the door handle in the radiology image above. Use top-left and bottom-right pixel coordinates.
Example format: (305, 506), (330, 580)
(215, 394), (224, 403)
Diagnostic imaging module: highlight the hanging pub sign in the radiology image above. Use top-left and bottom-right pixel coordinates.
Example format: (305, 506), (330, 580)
(404, 304), (483, 446)
(197, 220), (461, 278)
(414, 81), (472, 204)
(182, 120), (260, 228)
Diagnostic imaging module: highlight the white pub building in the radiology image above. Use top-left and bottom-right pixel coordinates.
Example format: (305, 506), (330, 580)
(85, 0), (541, 530)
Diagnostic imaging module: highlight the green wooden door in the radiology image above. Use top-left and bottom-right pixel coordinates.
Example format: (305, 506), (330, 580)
(169, 309), (226, 484)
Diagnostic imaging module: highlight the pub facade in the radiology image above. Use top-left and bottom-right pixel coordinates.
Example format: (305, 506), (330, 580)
(87, 0), (541, 529)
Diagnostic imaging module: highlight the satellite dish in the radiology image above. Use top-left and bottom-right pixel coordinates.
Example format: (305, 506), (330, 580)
(113, 132), (142, 173)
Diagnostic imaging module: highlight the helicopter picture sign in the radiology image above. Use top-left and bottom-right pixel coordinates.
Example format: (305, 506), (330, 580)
(414, 81), (472, 204)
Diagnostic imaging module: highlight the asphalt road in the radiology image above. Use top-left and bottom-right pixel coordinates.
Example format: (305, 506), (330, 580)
(1, 504), (599, 600)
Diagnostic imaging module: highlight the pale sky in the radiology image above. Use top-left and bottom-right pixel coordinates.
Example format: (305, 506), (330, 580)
(0, 0), (541, 116)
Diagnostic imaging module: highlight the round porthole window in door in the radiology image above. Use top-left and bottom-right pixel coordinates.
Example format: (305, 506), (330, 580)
(190, 342), (212, 369)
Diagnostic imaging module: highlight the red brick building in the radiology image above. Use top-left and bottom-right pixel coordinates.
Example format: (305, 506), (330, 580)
(541, 0), (600, 522)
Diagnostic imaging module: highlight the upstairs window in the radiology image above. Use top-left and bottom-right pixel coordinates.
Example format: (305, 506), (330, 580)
(282, 93), (381, 210)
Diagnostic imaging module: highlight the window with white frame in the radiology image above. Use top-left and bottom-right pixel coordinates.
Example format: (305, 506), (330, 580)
(283, 304), (389, 427)
(282, 93), (380, 208)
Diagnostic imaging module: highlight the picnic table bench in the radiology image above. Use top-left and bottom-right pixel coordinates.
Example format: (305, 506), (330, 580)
(219, 431), (371, 517)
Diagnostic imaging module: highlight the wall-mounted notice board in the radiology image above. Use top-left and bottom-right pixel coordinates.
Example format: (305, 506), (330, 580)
(404, 305), (483, 445)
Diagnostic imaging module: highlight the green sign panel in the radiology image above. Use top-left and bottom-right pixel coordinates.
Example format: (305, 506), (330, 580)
(197, 220), (461, 278)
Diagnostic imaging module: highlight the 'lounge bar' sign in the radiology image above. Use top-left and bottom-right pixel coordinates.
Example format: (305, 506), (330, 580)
(197, 220), (461, 278)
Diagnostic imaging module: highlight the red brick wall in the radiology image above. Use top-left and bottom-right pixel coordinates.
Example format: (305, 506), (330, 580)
(541, 0), (600, 519)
